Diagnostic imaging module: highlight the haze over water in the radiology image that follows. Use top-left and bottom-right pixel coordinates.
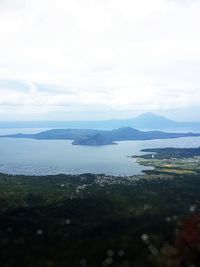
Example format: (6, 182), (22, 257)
(1, 127), (200, 176)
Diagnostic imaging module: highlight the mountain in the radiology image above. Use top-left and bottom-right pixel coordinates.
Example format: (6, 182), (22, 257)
(130, 112), (177, 128)
(1, 112), (200, 130)
(2, 127), (200, 146)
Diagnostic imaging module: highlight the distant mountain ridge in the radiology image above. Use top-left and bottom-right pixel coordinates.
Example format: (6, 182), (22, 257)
(128, 113), (177, 128)
(0, 112), (199, 130)
(2, 127), (200, 146)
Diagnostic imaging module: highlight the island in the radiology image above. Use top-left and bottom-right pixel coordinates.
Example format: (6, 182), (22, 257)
(72, 133), (117, 146)
(1, 126), (200, 146)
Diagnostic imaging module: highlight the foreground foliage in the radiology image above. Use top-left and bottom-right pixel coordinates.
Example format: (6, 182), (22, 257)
(1, 148), (200, 266)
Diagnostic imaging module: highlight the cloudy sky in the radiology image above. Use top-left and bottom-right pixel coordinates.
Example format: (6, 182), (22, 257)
(0, 0), (200, 121)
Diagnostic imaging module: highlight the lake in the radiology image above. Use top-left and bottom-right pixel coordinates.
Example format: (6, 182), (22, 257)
(1, 128), (200, 176)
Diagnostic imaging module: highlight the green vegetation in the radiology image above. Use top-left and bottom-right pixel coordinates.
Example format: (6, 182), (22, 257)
(135, 147), (200, 159)
(0, 169), (200, 266)
(1, 147), (200, 266)
(134, 147), (200, 176)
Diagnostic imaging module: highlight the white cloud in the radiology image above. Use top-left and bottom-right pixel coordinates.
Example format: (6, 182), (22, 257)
(0, 0), (200, 119)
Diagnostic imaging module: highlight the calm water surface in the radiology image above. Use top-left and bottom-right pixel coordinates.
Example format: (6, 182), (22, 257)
(1, 128), (200, 176)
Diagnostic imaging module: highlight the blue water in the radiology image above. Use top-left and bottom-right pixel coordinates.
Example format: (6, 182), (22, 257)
(1, 128), (200, 176)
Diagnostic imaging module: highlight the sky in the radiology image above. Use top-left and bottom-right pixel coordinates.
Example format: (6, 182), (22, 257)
(0, 0), (200, 121)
